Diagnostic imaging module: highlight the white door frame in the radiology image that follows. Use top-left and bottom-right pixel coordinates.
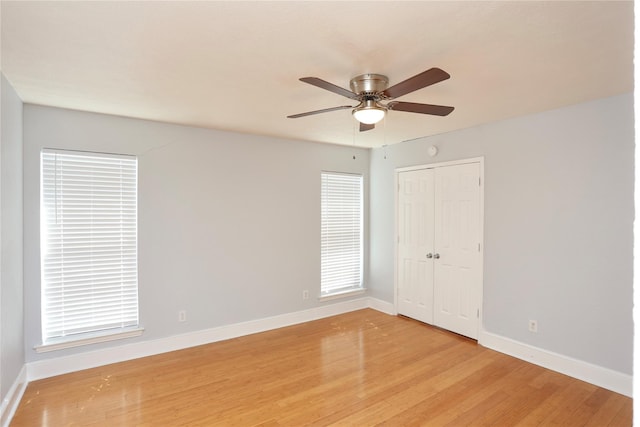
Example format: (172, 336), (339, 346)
(394, 157), (485, 336)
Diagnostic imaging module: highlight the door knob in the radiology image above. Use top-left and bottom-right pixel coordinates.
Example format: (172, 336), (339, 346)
(433, 253), (440, 259)
(426, 253), (433, 259)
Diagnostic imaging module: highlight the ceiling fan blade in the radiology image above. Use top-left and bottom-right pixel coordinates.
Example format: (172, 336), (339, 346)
(382, 68), (450, 99)
(360, 122), (375, 132)
(387, 101), (454, 116)
(299, 77), (358, 99)
(287, 105), (353, 119)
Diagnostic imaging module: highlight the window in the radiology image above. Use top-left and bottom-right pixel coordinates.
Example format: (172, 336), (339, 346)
(320, 172), (363, 297)
(40, 149), (140, 348)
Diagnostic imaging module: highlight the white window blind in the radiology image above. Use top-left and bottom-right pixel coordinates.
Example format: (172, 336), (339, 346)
(40, 149), (139, 343)
(321, 172), (363, 296)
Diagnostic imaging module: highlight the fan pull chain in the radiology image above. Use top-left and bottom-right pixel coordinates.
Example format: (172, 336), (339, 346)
(383, 114), (388, 159)
(352, 118), (357, 160)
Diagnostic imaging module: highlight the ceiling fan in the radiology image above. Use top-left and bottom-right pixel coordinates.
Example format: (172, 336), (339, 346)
(287, 67), (454, 131)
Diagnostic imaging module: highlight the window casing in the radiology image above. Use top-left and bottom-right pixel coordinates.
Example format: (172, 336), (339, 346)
(40, 149), (139, 346)
(320, 172), (363, 297)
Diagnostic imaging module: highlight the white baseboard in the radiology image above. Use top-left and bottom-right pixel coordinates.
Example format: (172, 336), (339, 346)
(478, 329), (632, 397)
(27, 297), (386, 382)
(1, 365), (27, 427)
(367, 296), (396, 315)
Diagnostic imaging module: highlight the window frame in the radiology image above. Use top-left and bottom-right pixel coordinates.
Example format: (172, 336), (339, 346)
(320, 171), (364, 299)
(37, 149), (143, 352)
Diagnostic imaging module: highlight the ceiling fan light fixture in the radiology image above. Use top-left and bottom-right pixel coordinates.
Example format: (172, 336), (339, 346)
(352, 100), (386, 125)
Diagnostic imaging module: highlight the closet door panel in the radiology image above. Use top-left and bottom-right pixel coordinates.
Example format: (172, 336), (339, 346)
(433, 163), (481, 339)
(397, 169), (434, 324)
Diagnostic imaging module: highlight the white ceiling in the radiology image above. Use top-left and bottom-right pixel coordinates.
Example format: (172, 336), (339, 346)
(0, 1), (633, 148)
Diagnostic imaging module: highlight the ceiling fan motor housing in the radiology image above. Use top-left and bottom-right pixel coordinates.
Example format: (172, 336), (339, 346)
(349, 74), (389, 97)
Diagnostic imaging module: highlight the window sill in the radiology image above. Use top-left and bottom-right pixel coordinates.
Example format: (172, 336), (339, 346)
(319, 288), (366, 302)
(35, 327), (145, 353)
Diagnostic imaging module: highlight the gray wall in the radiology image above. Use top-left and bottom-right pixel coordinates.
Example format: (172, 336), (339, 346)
(369, 93), (634, 375)
(1, 74), (24, 400)
(23, 105), (370, 362)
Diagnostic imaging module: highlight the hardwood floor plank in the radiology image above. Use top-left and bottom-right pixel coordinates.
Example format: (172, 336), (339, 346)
(536, 381), (599, 426)
(583, 393), (628, 427)
(609, 399), (634, 426)
(10, 309), (631, 426)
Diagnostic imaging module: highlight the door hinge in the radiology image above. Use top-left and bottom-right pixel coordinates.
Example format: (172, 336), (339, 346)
(477, 309), (480, 318)
(478, 177), (481, 186)
(478, 243), (481, 252)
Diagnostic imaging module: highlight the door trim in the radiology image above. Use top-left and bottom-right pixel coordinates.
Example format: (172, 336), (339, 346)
(394, 157), (485, 337)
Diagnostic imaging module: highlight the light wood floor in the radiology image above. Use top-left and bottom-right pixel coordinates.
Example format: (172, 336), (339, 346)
(11, 309), (632, 426)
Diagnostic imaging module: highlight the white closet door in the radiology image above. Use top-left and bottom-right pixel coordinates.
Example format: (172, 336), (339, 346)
(397, 169), (435, 324)
(433, 163), (481, 339)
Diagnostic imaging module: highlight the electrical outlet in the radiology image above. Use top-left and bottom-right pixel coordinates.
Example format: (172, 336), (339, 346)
(302, 290), (309, 300)
(528, 319), (537, 333)
(178, 310), (187, 322)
